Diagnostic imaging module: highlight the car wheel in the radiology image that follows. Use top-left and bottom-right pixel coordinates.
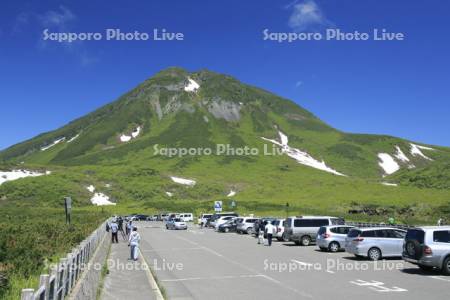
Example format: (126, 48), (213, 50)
(442, 256), (450, 275)
(301, 236), (311, 246)
(419, 264), (434, 272)
(282, 233), (289, 242)
(225, 227), (229, 233)
(368, 247), (382, 261)
(328, 242), (340, 253)
(246, 227), (253, 235)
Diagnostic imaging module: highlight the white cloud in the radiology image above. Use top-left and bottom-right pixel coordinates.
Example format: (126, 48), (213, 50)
(14, 6), (97, 66)
(287, 0), (333, 32)
(295, 80), (303, 88)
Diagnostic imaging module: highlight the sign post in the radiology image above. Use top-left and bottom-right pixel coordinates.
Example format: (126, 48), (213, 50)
(285, 202), (289, 218)
(64, 197), (72, 225)
(214, 201), (223, 212)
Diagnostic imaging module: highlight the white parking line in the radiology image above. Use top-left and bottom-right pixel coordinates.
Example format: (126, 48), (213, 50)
(174, 235), (313, 298)
(349, 279), (407, 292)
(291, 259), (313, 267)
(161, 274), (265, 282)
(429, 276), (450, 282)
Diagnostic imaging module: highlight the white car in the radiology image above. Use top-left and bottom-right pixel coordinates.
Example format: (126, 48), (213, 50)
(179, 213), (194, 222)
(215, 216), (237, 231)
(166, 218), (188, 230)
(236, 217), (259, 234)
(273, 219), (288, 241)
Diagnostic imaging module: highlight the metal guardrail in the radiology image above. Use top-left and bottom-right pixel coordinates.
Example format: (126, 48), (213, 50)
(21, 220), (109, 300)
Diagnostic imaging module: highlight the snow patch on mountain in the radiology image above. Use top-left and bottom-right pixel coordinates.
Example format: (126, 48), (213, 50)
(227, 190), (236, 197)
(262, 131), (345, 176)
(67, 133), (80, 143)
(0, 169), (48, 185)
(381, 182), (398, 187)
(41, 137), (65, 151)
(410, 143), (434, 160)
(170, 176), (196, 186)
(166, 191), (173, 197)
(378, 153), (400, 175)
(86, 185), (95, 193)
(184, 78), (200, 92)
(394, 146), (410, 163)
(119, 126), (142, 142)
(90, 192), (116, 206)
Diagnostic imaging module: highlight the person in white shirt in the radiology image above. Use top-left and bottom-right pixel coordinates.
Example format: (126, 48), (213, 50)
(128, 227), (141, 261)
(265, 221), (276, 246)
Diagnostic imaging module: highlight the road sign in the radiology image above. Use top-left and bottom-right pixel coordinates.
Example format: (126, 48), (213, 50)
(214, 201), (223, 212)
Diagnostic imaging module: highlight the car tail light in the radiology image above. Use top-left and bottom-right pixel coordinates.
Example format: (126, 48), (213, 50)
(353, 237), (364, 242)
(322, 233), (330, 238)
(423, 246), (432, 255)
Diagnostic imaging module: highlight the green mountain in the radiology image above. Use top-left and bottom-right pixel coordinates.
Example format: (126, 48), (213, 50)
(1, 67), (449, 222)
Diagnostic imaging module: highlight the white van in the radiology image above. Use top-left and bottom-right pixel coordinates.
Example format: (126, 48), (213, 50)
(284, 216), (345, 246)
(179, 213), (194, 222)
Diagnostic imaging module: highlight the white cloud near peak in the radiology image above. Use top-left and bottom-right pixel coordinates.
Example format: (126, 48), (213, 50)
(288, 0), (333, 32)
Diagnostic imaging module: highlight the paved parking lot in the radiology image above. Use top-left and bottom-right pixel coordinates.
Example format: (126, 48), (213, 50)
(138, 223), (450, 300)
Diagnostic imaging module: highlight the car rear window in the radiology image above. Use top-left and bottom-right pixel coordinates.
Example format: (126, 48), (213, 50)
(406, 229), (425, 244)
(348, 229), (361, 238)
(318, 227), (327, 235)
(433, 230), (450, 243)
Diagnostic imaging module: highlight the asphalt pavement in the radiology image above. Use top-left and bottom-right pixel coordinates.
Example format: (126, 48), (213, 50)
(136, 222), (450, 300)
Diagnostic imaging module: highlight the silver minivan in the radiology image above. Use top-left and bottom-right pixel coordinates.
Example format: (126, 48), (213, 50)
(317, 225), (355, 252)
(402, 226), (450, 274)
(345, 227), (406, 260)
(284, 216), (345, 246)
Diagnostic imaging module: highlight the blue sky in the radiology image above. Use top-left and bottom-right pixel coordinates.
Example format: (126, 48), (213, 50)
(1, 0), (449, 150)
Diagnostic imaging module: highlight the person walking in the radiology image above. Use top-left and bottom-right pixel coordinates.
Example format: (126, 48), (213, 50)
(110, 220), (119, 244)
(265, 221), (276, 246)
(126, 220), (133, 236)
(128, 227), (141, 261)
(258, 221), (266, 245)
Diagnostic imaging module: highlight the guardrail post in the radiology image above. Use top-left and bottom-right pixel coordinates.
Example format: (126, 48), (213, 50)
(66, 253), (73, 294)
(39, 274), (50, 300)
(21, 288), (34, 300)
(59, 257), (68, 297)
(49, 266), (57, 300)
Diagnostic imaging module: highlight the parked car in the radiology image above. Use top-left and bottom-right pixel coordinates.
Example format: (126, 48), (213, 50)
(208, 212), (239, 228)
(317, 225), (355, 252)
(146, 215), (158, 221)
(273, 219), (289, 241)
(284, 216), (345, 246)
(179, 213), (194, 222)
(345, 227), (406, 260)
(166, 218), (188, 230)
(402, 226), (450, 274)
(215, 216), (237, 230)
(236, 217), (259, 234)
(159, 213), (169, 221)
(218, 219), (238, 233)
(198, 213), (212, 226)
(134, 214), (149, 221)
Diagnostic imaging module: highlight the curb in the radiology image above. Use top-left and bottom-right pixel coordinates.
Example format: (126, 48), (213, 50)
(140, 252), (165, 300)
